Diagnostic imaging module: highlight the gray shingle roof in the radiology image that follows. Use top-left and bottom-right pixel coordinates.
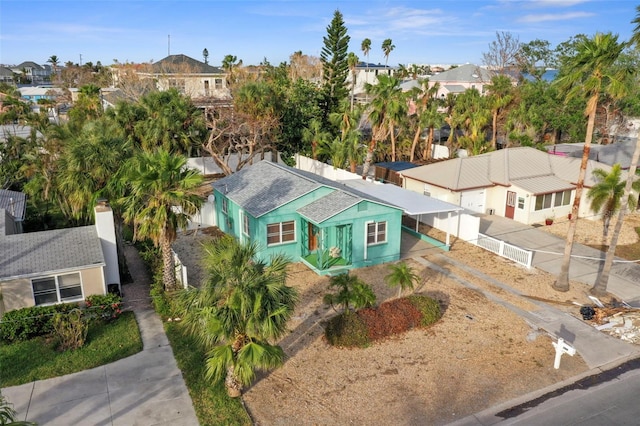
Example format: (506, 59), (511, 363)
(151, 54), (224, 74)
(212, 161), (396, 218)
(0, 189), (26, 222)
(297, 191), (360, 223)
(430, 64), (493, 83)
(0, 226), (105, 280)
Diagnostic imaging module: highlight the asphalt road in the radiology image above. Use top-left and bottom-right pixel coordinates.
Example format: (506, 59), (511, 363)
(492, 358), (640, 425)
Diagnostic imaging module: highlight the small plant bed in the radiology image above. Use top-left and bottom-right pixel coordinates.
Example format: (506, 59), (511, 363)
(0, 311), (142, 387)
(325, 294), (442, 348)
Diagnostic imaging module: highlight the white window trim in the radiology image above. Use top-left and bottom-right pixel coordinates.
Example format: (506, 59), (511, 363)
(31, 272), (85, 306)
(241, 211), (250, 237)
(266, 220), (296, 246)
(221, 197), (228, 214)
(366, 221), (387, 246)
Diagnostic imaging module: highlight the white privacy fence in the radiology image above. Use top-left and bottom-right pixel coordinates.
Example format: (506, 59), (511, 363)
(476, 233), (533, 268)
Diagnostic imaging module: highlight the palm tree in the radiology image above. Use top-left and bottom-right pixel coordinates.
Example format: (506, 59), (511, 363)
(362, 74), (405, 176)
(382, 38), (395, 67)
(323, 273), (376, 313)
(593, 7), (640, 295)
(361, 38), (371, 75)
(302, 118), (331, 160)
(347, 52), (359, 111)
(180, 237), (298, 397)
(385, 262), (420, 298)
(119, 150), (203, 290)
(587, 164), (639, 241)
(47, 55), (60, 81)
(552, 32), (630, 292)
(421, 102), (445, 160)
(485, 75), (514, 149)
(222, 54), (242, 88)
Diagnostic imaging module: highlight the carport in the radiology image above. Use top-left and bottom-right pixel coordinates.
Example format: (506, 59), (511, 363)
(338, 178), (464, 249)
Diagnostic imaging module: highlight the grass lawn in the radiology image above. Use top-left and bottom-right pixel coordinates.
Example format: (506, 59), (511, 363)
(164, 322), (252, 426)
(0, 311), (142, 387)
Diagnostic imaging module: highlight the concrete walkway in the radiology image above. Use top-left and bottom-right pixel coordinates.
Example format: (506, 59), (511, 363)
(2, 245), (199, 425)
(480, 215), (640, 302)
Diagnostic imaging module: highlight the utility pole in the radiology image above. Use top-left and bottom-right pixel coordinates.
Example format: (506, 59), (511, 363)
(79, 53), (83, 66)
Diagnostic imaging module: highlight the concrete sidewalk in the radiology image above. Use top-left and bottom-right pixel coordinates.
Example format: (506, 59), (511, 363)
(2, 245), (199, 425)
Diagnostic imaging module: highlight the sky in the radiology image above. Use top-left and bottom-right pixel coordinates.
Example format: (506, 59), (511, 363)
(0, 0), (637, 68)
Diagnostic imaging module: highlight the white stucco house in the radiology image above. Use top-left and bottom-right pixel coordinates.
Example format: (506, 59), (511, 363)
(399, 147), (633, 225)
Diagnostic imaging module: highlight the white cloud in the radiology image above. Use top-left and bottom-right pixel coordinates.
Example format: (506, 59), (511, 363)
(518, 11), (594, 23)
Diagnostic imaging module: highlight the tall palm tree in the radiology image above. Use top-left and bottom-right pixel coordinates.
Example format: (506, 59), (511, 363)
(587, 164), (639, 241)
(47, 55), (60, 81)
(347, 52), (359, 111)
(222, 54), (242, 88)
(119, 150), (203, 290)
(382, 38), (395, 67)
(364, 74), (405, 168)
(180, 237), (298, 397)
(485, 75), (514, 149)
(551, 32), (630, 292)
(421, 102), (445, 160)
(593, 7), (640, 295)
(385, 262), (420, 298)
(361, 38), (371, 75)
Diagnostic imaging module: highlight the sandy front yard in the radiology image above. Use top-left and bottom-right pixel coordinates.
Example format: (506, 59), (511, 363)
(174, 213), (640, 425)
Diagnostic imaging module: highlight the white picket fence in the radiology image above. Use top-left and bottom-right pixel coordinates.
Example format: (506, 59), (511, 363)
(476, 233), (533, 268)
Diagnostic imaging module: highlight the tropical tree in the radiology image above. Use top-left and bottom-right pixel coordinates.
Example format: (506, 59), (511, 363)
(485, 74), (514, 149)
(202, 48), (209, 65)
(347, 52), (359, 111)
(361, 38), (371, 72)
(47, 55), (60, 81)
(302, 118), (331, 161)
(180, 237), (298, 397)
(222, 54), (242, 88)
(382, 38), (395, 66)
(593, 7), (640, 295)
(320, 10), (351, 117)
(587, 164), (639, 241)
(119, 150), (203, 290)
(362, 74), (405, 175)
(56, 118), (129, 224)
(323, 273), (376, 313)
(552, 32), (631, 292)
(68, 84), (103, 132)
(385, 262), (420, 298)
(407, 79), (441, 161)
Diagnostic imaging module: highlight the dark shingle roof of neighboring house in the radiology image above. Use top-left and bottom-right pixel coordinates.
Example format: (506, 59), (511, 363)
(0, 67), (15, 78)
(212, 161), (399, 219)
(374, 161), (418, 172)
(0, 226), (105, 280)
(151, 54), (224, 74)
(14, 61), (44, 70)
(430, 64), (493, 83)
(0, 189), (26, 222)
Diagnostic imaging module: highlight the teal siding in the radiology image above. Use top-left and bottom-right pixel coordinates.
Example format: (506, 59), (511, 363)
(213, 187), (403, 274)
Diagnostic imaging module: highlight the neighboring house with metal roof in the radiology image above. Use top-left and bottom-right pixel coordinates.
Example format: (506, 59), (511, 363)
(0, 202), (121, 315)
(399, 147), (630, 225)
(428, 64), (498, 98)
(548, 138), (638, 170)
(212, 161), (403, 275)
(135, 54), (230, 101)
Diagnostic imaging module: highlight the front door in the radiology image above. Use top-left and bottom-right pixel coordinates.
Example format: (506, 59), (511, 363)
(308, 222), (318, 251)
(505, 191), (516, 219)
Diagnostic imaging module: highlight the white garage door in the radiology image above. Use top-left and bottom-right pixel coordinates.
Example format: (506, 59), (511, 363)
(460, 189), (486, 213)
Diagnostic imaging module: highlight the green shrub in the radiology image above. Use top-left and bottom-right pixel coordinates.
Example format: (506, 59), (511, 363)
(52, 309), (89, 351)
(407, 295), (442, 326)
(324, 294), (442, 348)
(85, 294), (123, 321)
(324, 311), (370, 348)
(0, 303), (79, 342)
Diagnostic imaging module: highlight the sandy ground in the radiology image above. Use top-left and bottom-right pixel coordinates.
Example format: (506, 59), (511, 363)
(173, 213), (640, 425)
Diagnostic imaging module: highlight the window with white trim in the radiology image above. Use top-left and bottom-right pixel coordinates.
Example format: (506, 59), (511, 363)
(242, 212), (250, 236)
(267, 221), (295, 245)
(367, 221), (387, 245)
(32, 272), (83, 306)
(221, 197), (228, 214)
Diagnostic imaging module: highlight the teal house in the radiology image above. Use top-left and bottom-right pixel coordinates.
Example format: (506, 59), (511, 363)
(212, 161), (403, 275)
